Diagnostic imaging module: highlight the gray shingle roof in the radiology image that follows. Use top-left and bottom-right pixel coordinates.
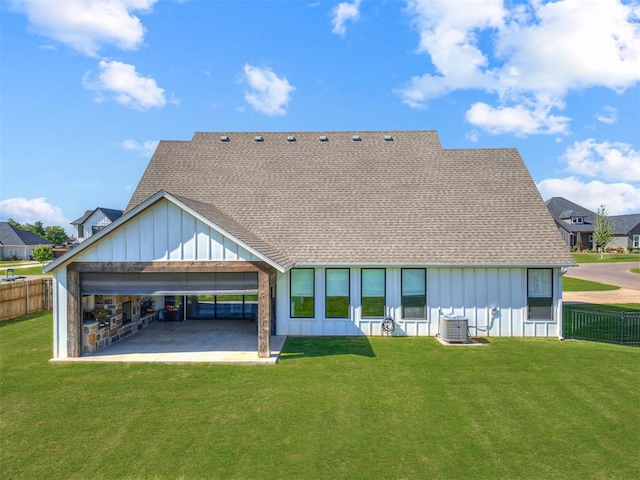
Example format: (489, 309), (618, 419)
(71, 210), (93, 225)
(610, 214), (640, 235)
(0, 222), (51, 246)
(127, 131), (572, 266)
(545, 197), (594, 223)
(71, 207), (123, 225)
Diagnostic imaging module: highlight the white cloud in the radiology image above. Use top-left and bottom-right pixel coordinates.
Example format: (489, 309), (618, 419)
(331, 0), (361, 37)
(121, 139), (159, 156)
(0, 197), (69, 226)
(537, 177), (640, 215)
(83, 60), (167, 110)
(465, 100), (570, 136)
(595, 106), (618, 124)
(242, 64), (295, 116)
(495, 0), (640, 95)
(12, 0), (157, 57)
(398, 0), (640, 136)
(561, 139), (640, 182)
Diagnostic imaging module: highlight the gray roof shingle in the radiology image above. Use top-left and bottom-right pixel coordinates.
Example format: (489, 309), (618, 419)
(610, 214), (640, 235)
(71, 207), (123, 225)
(127, 131), (572, 266)
(0, 222), (51, 246)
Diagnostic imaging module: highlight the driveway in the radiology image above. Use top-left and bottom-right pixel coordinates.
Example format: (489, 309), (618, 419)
(563, 261), (640, 304)
(565, 262), (640, 290)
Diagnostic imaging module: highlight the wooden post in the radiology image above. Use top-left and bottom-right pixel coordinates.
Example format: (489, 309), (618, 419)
(66, 270), (82, 357)
(25, 281), (29, 315)
(258, 269), (270, 358)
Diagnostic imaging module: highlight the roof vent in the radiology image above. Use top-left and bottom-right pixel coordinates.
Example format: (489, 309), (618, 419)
(254, 136), (264, 142)
(220, 135), (230, 142)
(384, 135), (393, 141)
(319, 135), (329, 142)
(287, 135), (296, 142)
(352, 135), (361, 141)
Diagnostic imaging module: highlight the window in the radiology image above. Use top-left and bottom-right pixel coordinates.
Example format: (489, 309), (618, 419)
(77, 225), (84, 237)
(528, 269), (553, 321)
(92, 225), (106, 235)
(290, 269), (314, 318)
(402, 269), (426, 319)
(361, 268), (385, 317)
(326, 269), (350, 318)
(571, 217), (584, 224)
(634, 235), (640, 249)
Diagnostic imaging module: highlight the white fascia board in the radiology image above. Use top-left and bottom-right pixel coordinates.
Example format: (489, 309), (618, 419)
(44, 191), (286, 273)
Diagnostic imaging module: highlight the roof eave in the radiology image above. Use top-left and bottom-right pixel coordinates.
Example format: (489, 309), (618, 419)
(44, 191), (287, 274)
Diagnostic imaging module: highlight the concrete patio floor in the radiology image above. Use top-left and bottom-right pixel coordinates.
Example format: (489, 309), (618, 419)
(50, 320), (287, 365)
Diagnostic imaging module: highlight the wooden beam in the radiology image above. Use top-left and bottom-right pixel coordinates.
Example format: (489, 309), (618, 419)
(257, 269), (270, 358)
(68, 261), (274, 275)
(66, 270), (82, 357)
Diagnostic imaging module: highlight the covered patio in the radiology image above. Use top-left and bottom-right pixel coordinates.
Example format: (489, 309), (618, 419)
(51, 319), (287, 364)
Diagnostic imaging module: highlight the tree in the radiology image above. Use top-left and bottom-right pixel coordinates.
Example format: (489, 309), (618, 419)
(31, 245), (53, 266)
(44, 225), (69, 246)
(25, 221), (46, 237)
(6, 219), (69, 245)
(593, 204), (613, 258)
(7, 219), (45, 236)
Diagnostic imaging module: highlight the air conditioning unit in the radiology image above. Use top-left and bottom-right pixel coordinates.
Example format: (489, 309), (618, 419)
(439, 314), (469, 343)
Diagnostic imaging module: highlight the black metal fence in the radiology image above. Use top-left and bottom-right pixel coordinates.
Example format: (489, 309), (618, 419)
(563, 306), (640, 345)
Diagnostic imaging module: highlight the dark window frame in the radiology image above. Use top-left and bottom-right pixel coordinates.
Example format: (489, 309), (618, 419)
(325, 268), (350, 319)
(361, 268), (386, 318)
(527, 268), (553, 321)
(290, 268), (315, 318)
(401, 268), (427, 319)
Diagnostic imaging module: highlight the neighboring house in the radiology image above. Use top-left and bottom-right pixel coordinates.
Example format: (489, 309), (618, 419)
(0, 222), (52, 260)
(609, 214), (640, 250)
(45, 131), (573, 360)
(545, 197), (595, 250)
(71, 207), (123, 244)
(546, 197), (640, 251)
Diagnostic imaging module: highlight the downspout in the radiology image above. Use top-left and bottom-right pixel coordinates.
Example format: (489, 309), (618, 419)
(558, 266), (569, 341)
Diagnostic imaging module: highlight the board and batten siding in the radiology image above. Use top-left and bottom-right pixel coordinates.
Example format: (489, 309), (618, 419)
(276, 266), (562, 338)
(73, 200), (259, 263)
(50, 199), (260, 358)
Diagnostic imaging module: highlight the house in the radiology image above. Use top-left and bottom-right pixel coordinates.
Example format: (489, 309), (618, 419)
(0, 222), (52, 260)
(45, 131), (574, 360)
(610, 214), (640, 250)
(546, 197), (640, 251)
(545, 197), (595, 250)
(70, 207), (123, 244)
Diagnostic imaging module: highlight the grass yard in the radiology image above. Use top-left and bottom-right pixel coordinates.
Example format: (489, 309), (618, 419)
(2, 314), (640, 479)
(632, 268), (640, 275)
(572, 253), (640, 263)
(562, 276), (620, 291)
(1, 260), (50, 276)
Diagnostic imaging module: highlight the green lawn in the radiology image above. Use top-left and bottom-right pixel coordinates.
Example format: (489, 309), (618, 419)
(1, 260), (50, 276)
(562, 276), (620, 291)
(632, 268), (640, 275)
(572, 252), (640, 263)
(2, 314), (640, 479)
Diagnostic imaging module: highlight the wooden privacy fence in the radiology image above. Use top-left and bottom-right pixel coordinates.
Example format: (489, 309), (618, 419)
(0, 278), (53, 321)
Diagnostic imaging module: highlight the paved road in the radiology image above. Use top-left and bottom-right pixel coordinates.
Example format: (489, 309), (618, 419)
(565, 262), (640, 291)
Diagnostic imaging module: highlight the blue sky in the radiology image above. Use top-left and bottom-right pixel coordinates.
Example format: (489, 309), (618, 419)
(1, 0), (639, 233)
